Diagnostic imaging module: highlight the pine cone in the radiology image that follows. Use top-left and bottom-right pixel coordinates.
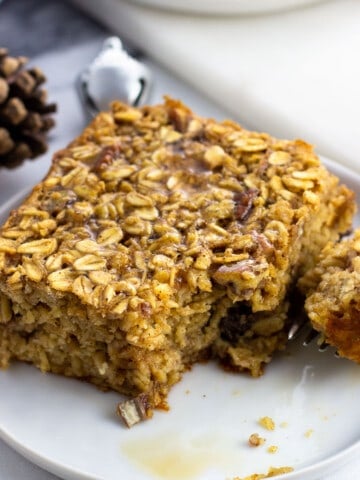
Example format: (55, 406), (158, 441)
(0, 47), (56, 168)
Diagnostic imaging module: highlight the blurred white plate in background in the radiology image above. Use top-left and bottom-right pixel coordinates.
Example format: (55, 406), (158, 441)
(127, 0), (330, 15)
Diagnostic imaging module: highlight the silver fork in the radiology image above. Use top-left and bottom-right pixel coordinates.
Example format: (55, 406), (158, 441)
(78, 36), (152, 116)
(287, 316), (337, 354)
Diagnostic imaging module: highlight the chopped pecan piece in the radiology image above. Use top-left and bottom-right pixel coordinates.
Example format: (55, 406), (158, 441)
(117, 393), (150, 428)
(234, 188), (259, 222)
(91, 144), (122, 173)
(248, 432), (265, 447)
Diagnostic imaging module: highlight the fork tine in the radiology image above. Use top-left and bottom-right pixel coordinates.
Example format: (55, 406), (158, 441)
(303, 328), (319, 346)
(287, 315), (309, 341)
(302, 330), (340, 357)
(288, 321), (304, 340)
(288, 314), (340, 356)
(318, 340), (329, 352)
(318, 341), (328, 352)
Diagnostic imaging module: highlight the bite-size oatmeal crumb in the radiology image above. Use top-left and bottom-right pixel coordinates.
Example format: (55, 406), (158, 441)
(300, 229), (360, 363)
(233, 466), (294, 480)
(248, 432), (266, 447)
(259, 416), (276, 431)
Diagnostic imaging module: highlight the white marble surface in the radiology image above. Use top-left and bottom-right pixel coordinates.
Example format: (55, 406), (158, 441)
(0, 1), (359, 479)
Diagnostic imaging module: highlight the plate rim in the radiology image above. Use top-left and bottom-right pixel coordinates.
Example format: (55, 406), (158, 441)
(0, 409), (359, 480)
(127, 0), (330, 15)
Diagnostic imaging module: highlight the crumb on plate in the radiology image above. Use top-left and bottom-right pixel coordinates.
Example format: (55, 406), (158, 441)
(233, 465), (294, 480)
(248, 432), (266, 447)
(259, 416), (276, 431)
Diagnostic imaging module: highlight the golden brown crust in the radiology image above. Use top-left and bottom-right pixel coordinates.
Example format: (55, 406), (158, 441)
(0, 97), (355, 413)
(300, 230), (360, 362)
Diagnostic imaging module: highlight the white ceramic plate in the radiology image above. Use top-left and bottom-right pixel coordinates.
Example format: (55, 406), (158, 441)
(0, 158), (359, 480)
(127, 0), (330, 15)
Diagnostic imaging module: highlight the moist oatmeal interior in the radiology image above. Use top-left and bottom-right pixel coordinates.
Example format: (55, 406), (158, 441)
(0, 98), (355, 415)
